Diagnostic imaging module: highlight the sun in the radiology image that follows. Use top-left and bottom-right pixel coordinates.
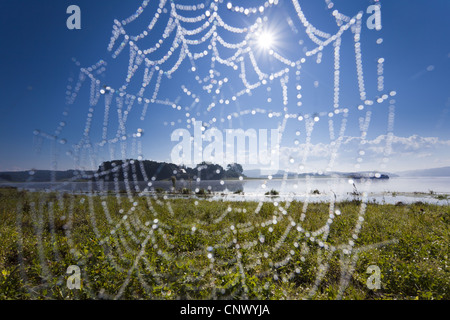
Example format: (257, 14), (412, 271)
(257, 31), (274, 50)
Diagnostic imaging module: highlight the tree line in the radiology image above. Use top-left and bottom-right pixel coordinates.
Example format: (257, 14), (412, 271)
(96, 159), (244, 182)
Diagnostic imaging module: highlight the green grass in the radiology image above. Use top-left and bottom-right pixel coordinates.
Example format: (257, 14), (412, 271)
(0, 187), (448, 300)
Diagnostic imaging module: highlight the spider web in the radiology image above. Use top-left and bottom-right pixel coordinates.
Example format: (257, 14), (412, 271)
(21, 0), (398, 300)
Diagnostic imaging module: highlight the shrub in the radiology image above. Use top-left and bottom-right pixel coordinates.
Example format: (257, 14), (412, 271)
(196, 188), (206, 195)
(265, 189), (279, 196)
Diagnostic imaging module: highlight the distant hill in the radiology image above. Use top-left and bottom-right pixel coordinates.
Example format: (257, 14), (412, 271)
(0, 160), (246, 183)
(243, 169), (325, 178)
(396, 166), (450, 177)
(4, 162), (424, 182)
(243, 169), (394, 179)
(0, 170), (94, 182)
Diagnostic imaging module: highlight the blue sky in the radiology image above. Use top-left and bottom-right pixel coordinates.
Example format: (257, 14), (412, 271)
(0, 0), (449, 173)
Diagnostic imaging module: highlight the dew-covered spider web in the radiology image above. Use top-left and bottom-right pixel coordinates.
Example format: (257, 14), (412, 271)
(20, 0), (399, 300)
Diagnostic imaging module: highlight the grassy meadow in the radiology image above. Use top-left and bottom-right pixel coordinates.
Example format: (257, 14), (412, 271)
(0, 187), (448, 300)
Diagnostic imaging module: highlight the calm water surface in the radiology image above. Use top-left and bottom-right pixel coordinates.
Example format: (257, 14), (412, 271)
(1, 177), (449, 205)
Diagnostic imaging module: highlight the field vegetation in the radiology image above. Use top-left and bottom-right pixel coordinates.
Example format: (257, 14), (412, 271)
(0, 187), (448, 300)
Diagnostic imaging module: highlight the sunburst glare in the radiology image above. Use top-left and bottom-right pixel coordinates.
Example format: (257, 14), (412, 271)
(257, 31), (274, 50)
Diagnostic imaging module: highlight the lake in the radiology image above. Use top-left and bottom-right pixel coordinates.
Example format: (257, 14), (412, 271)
(1, 176), (449, 205)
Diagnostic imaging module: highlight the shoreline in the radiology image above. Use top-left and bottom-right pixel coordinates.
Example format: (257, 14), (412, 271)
(1, 185), (449, 206)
